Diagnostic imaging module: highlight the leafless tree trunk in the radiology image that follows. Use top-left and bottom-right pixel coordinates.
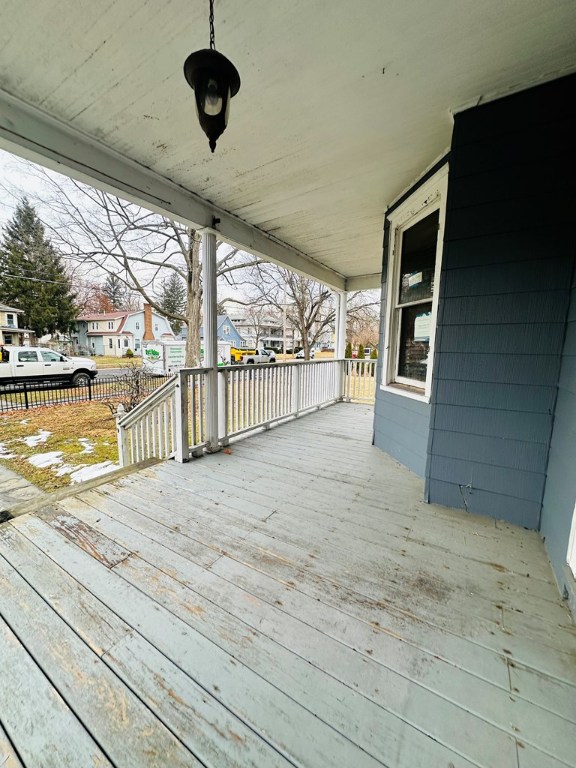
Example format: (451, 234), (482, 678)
(184, 228), (202, 365)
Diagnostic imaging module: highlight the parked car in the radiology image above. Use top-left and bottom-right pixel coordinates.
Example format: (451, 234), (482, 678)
(242, 349), (277, 365)
(295, 349), (315, 359)
(0, 346), (97, 387)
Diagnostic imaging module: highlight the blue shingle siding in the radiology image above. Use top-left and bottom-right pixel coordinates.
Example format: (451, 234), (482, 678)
(426, 73), (576, 530)
(540, 275), (576, 591)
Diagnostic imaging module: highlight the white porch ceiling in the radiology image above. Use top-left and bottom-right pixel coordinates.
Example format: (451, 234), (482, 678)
(0, 0), (575, 290)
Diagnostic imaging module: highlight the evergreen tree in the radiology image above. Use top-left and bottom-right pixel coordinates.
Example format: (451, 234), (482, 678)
(344, 341), (352, 358)
(0, 199), (77, 337)
(102, 273), (127, 310)
(159, 272), (187, 335)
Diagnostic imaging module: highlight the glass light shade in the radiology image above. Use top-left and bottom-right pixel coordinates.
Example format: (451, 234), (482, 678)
(184, 49), (240, 153)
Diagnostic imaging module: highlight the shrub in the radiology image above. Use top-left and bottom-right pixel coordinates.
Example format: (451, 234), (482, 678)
(357, 344), (364, 371)
(369, 347), (378, 375)
(344, 341), (352, 359)
(125, 348), (134, 358)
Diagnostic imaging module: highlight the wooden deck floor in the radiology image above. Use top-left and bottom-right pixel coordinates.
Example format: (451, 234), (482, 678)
(1, 403), (575, 768)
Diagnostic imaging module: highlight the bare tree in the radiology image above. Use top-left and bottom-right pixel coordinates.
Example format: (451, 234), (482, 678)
(347, 306), (381, 349)
(231, 263), (380, 359)
(14, 165), (258, 366)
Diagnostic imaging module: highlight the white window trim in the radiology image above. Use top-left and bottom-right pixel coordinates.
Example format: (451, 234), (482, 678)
(380, 165), (448, 403)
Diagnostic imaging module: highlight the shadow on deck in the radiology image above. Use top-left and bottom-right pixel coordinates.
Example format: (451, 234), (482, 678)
(0, 403), (574, 767)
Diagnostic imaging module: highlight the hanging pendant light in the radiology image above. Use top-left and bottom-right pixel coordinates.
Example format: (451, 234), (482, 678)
(183, 0), (240, 153)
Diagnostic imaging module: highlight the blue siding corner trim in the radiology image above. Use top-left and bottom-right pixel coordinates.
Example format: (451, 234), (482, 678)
(540, 281), (576, 592)
(426, 74), (576, 531)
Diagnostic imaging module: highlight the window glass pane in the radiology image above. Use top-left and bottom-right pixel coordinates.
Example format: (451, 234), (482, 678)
(398, 210), (439, 305)
(397, 302), (432, 382)
(18, 351), (38, 362)
(41, 351), (61, 362)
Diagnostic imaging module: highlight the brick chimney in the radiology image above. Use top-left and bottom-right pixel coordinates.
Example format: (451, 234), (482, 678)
(142, 303), (154, 341)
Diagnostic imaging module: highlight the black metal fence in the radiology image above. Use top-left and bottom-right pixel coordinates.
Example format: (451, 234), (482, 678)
(0, 373), (172, 412)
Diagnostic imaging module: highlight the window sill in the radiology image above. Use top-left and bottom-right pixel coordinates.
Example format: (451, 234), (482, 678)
(379, 383), (430, 404)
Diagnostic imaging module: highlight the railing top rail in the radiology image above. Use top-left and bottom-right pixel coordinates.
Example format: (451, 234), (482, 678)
(218, 359), (342, 372)
(176, 366), (212, 375)
(118, 375), (177, 427)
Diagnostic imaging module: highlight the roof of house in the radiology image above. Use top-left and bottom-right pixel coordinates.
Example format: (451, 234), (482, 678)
(78, 309), (170, 322)
(77, 312), (128, 321)
(86, 330), (134, 337)
(0, 303), (24, 313)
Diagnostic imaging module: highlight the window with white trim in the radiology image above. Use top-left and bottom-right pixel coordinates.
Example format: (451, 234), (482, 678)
(108, 321), (114, 330)
(381, 166), (447, 401)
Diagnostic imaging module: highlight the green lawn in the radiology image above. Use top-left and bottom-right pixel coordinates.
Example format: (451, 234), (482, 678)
(0, 402), (118, 492)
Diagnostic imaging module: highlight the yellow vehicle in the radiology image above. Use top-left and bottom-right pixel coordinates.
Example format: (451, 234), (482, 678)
(230, 346), (255, 364)
(229, 347), (277, 365)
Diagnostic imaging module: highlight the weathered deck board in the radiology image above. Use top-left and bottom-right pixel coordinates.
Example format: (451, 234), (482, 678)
(1, 403), (574, 767)
(57, 457), (576, 714)
(49, 500), (514, 767)
(0, 723), (24, 768)
(0, 606), (112, 768)
(12, 515), (385, 768)
(0, 539), (199, 768)
(83, 472), (576, 682)
(52, 493), (576, 763)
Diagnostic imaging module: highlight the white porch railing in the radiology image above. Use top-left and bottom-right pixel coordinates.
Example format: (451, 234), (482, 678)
(343, 359), (377, 403)
(116, 359), (376, 466)
(116, 368), (209, 467)
(218, 360), (341, 443)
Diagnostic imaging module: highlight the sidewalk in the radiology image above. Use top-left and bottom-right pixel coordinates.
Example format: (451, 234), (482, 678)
(0, 464), (45, 522)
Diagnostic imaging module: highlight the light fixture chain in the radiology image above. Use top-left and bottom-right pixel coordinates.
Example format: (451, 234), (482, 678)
(209, 0), (215, 50)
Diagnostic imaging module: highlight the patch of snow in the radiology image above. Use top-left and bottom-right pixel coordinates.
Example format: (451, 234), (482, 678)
(0, 443), (15, 460)
(78, 438), (94, 454)
(55, 463), (84, 477)
(19, 419), (30, 425)
(28, 451), (63, 468)
(23, 430), (51, 447)
(70, 461), (118, 484)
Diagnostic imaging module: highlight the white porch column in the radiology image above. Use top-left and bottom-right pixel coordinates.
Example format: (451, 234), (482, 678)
(203, 231), (221, 452)
(335, 291), (347, 358)
(335, 291), (347, 400)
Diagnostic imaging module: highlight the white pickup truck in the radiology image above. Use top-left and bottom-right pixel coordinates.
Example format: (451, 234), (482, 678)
(241, 348), (277, 365)
(0, 346), (98, 387)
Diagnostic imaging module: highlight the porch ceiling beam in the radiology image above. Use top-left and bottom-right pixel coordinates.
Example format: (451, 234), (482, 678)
(345, 273), (382, 291)
(0, 88), (346, 291)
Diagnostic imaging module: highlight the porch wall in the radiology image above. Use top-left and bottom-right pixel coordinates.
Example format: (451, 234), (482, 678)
(540, 268), (576, 592)
(373, 221), (430, 476)
(426, 74), (576, 528)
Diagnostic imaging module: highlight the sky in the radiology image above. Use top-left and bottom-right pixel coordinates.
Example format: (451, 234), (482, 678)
(0, 148), (36, 227)
(0, 146), (249, 302)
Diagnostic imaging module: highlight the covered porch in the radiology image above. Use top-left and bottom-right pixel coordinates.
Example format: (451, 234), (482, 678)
(1, 405), (575, 768)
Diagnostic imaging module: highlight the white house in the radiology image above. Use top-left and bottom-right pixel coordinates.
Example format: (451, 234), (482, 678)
(0, 302), (35, 347)
(74, 304), (174, 357)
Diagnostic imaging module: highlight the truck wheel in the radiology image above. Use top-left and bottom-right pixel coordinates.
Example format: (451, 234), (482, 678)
(246, 360), (255, 365)
(72, 371), (91, 387)
(269, 357), (276, 363)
